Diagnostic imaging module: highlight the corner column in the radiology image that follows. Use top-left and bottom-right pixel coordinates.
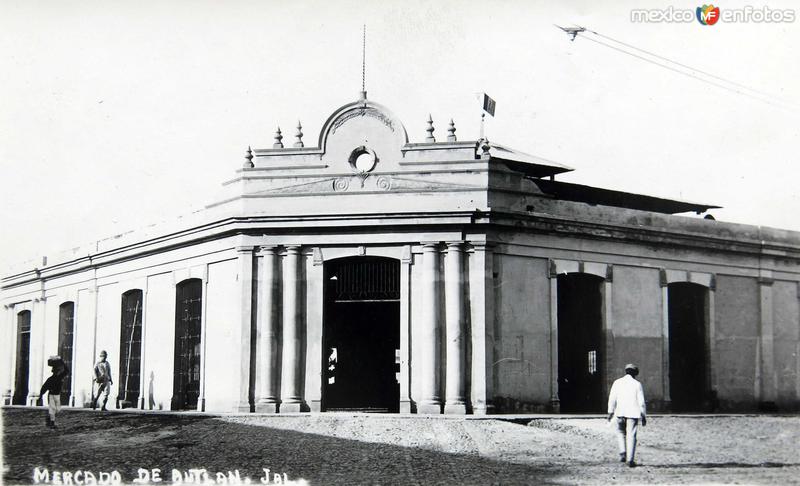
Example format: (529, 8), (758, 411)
(444, 242), (467, 414)
(469, 243), (495, 414)
(280, 245), (305, 412)
(235, 246), (255, 412)
(418, 242), (442, 414)
(256, 246), (280, 413)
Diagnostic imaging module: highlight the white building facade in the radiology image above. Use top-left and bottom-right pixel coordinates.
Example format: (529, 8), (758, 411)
(3, 94), (800, 414)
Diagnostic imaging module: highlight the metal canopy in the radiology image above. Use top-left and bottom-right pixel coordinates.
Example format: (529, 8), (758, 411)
(531, 178), (721, 215)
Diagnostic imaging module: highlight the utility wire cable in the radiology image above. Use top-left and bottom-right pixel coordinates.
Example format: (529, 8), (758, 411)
(575, 32), (797, 113)
(579, 25), (798, 108)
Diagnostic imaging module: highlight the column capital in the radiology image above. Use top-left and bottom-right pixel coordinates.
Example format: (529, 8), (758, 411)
(3, 303), (14, 310)
(284, 244), (302, 254)
(421, 241), (441, 251)
(256, 245), (279, 256)
(401, 245), (413, 264)
(235, 245), (255, 254)
(757, 276), (774, 286)
(445, 241), (465, 250)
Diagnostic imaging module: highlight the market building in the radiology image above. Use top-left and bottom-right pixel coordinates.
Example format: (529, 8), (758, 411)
(3, 92), (799, 414)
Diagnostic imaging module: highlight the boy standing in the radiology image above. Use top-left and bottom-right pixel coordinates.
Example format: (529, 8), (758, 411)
(92, 350), (113, 411)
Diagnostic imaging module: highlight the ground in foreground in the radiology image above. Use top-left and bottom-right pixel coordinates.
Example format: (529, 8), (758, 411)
(2, 408), (799, 485)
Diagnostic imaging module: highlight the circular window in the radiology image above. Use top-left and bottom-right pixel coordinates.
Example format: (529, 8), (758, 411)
(348, 146), (378, 173)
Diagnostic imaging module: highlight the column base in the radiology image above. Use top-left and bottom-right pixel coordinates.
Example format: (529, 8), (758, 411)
(234, 401), (252, 413)
(417, 401), (442, 414)
(549, 397), (561, 414)
(400, 399), (413, 414)
(308, 399), (321, 413)
(28, 394), (41, 407)
(444, 401), (468, 414)
(255, 401), (280, 413)
(137, 396), (145, 410)
(280, 401), (305, 413)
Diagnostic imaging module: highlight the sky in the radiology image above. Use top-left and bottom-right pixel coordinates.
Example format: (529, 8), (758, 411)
(1, 0), (799, 270)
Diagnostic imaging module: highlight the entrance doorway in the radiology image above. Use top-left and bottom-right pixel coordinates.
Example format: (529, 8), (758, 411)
(557, 273), (605, 413)
(58, 303), (75, 406)
(13, 310), (31, 405)
(323, 257), (400, 412)
(172, 279), (202, 411)
(119, 289), (143, 408)
(668, 282), (708, 412)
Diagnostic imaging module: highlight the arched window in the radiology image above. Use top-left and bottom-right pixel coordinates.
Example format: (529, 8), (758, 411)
(172, 279), (202, 410)
(13, 310), (32, 405)
(119, 290), (143, 408)
(58, 302), (75, 405)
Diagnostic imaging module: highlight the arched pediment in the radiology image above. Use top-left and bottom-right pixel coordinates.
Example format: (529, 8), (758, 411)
(318, 98), (409, 153)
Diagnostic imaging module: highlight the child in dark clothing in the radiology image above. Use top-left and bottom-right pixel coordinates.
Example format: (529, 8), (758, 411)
(40, 356), (69, 428)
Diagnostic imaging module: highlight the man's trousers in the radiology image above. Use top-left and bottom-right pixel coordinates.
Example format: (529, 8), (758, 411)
(47, 393), (61, 424)
(615, 417), (640, 462)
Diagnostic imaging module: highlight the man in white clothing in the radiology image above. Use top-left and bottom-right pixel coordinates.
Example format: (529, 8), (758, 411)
(607, 363), (647, 467)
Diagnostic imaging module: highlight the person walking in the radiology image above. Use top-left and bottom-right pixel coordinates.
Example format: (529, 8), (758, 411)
(607, 363), (647, 467)
(40, 356), (69, 428)
(92, 350), (113, 411)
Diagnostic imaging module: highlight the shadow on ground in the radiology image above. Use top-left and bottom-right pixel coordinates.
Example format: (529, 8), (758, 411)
(3, 408), (560, 485)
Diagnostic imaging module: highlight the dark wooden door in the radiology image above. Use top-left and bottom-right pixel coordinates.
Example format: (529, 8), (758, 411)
(172, 280), (202, 410)
(58, 303), (75, 405)
(14, 311), (31, 405)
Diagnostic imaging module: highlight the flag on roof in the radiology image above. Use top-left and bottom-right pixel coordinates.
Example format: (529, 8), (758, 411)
(482, 93), (496, 117)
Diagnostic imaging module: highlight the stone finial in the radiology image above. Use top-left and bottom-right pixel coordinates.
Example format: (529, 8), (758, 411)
(447, 118), (457, 142)
(273, 126), (284, 148)
(293, 121), (304, 148)
(425, 114), (435, 143)
(244, 146), (254, 168)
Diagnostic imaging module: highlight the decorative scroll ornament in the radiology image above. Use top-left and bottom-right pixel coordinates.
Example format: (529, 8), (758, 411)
(332, 178), (350, 192)
(376, 176), (392, 191)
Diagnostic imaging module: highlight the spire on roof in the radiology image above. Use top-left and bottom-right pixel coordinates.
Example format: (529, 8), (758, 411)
(244, 146), (254, 168)
(273, 126), (284, 148)
(294, 121), (304, 148)
(447, 119), (457, 142)
(425, 114), (435, 143)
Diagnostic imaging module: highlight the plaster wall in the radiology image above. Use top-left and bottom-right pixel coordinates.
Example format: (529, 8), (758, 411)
(773, 280), (800, 408)
(492, 254), (550, 411)
(609, 266), (663, 403)
(204, 259), (239, 412)
(94, 283), (122, 409)
(715, 275), (759, 409)
(142, 272), (175, 411)
(73, 288), (96, 407)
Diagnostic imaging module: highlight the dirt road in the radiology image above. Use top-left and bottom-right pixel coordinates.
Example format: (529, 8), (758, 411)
(3, 408), (799, 485)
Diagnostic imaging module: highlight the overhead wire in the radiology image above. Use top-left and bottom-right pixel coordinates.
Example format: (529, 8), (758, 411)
(579, 25), (798, 108)
(572, 31), (798, 113)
